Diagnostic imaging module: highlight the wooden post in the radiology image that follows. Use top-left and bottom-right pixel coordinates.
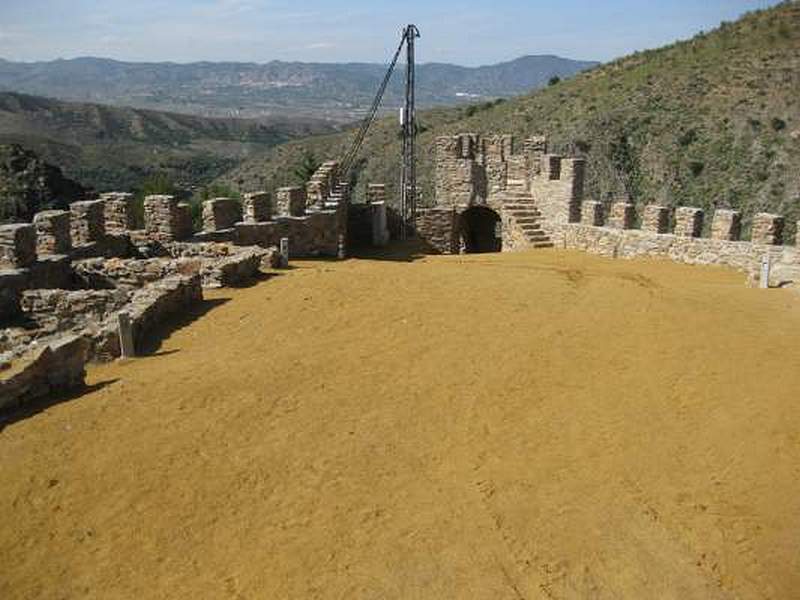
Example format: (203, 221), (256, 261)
(759, 255), (771, 289)
(279, 237), (289, 268)
(118, 312), (135, 358)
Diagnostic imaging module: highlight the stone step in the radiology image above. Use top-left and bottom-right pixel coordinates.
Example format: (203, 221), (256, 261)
(507, 211), (542, 218)
(525, 234), (550, 242)
(531, 241), (554, 249)
(514, 217), (542, 224)
(504, 204), (539, 211)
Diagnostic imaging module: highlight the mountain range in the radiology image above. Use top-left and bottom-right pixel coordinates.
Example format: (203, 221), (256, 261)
(0, 91), (336, 191)
(0, 55), (598, 122)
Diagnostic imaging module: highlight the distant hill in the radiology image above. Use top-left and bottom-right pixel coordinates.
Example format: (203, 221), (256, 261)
(0, 55), (599, 122)
(218, 2), (800, 239)
(0, 92), (336, 191)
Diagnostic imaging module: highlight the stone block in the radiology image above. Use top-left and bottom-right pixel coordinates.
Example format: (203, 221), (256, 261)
(751, 213), (784, 245)
(674, 207), (704, 238)
(642, 205), (670, 234)
(276, 187), (306, 217)
(202, 197), (241, 232)
(70, 199), (106, 245)
(33, 210), (71, 255)
(243, 191), (271, 223)
(144, 195), (183, 242)
(581, 201), (604, 226)
(608, 202), (635, 230)
(100, 192), (137, 232)
(711, 209), (742, 241)
(0, 223), (37, 268)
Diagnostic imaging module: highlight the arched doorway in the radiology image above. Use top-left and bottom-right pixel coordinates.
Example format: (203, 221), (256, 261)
(460, 206), (502, 253)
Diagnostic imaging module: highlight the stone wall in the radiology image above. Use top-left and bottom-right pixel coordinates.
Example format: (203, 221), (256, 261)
(243, 192), (271, 223)
(0, 336), (88, 412)
(642, 205), (670, 234)
(202, 197), (241, 232)
(529, 156), (584, 232)
(556, 199), (800, 287)
(415, 208), (459, 254)
(144, 195), (188, 242)
(751, 213), (784, 245)
(70, 200), (106, 246)
(34, 210), (71, 255)
(434, 134), (486, 207)
(711, 210), (742, 241)
(276, 187), (306, 217)
(0, 224), (36, 269)
(101, 192), (137, 232)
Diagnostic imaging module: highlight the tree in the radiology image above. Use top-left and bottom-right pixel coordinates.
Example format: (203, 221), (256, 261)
(548, 76), (561, 86)
(293, 150), (321, 185)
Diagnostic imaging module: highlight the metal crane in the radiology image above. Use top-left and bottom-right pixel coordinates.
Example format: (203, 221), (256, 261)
(338, 24), (421, 240)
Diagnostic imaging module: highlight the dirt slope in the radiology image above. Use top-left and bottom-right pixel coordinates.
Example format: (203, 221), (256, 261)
(1, 249), (799, 598)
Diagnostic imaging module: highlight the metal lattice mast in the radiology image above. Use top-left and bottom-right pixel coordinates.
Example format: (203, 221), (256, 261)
(400, 24), (420, 240)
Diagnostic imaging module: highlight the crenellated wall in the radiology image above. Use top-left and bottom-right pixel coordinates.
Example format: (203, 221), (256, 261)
(430, 132), (799, 287)
(556, 201), (800, 286)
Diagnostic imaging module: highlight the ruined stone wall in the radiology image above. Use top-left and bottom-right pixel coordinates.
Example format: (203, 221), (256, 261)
(0, 336), (88, 412)
(243, 192), (271, 223)
(529, 156), (584, 238)
(202, 197), (242, 232)
(415, 208), (460, 254)
(277, 187), (306, 217)
(434, 134), (486, 207)
(234, 211), (342, 257)
(101, 192), (137, 232)
(34, 210), (71, 255)
(144, 195), (189, 242)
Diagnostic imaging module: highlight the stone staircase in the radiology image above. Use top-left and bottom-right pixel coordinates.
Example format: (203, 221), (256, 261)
(497, 186), (554, 249)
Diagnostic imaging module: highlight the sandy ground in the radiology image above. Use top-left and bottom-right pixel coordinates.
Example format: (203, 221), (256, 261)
(1, 248), (799, 599)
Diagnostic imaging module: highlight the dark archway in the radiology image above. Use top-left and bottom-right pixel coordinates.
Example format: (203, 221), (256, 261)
(461, 206), (502, 253)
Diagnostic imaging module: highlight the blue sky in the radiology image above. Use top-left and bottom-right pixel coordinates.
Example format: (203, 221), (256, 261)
(0, 0), (783, 65)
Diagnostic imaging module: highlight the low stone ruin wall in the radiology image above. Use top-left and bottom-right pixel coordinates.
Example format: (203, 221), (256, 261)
(0, 336), (89, 412)
(234, 212), (342, 257)
(89, 275), (203, 361)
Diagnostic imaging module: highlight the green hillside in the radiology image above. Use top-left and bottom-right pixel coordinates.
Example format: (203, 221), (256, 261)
(0, 92), (335, 192)
(218, 1), (800, 239)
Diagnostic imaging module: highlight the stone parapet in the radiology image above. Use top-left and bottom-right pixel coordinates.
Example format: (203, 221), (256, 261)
(711, 209), (742, 241)
(0, 223), (37, 269)
(751, 213), (784, 245)
(642, 205), (670, 234)
(243, 191), (271, 223)
(581, 201), (604, 226)
(144, 195), (185, 242)
(33, 210), (71, 255)
(202, 197), (241, 232)
(608, 202), (636, 230)
(276, 187), (307, 217)
(101, 192), (137, 232)
(70, 199), (106, 245)
(674, 207), (704, 238)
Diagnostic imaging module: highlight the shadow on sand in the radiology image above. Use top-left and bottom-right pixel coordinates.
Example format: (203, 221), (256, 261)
(348, 240), (438, 263)
(0, 378), (120, 432)
(137, 297), (230, 356)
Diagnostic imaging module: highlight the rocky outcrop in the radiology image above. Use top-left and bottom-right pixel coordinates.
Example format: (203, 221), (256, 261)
(0, 144), (87, 224)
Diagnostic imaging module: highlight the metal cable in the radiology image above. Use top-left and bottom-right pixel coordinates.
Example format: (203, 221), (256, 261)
(339, 31), (407, 181)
